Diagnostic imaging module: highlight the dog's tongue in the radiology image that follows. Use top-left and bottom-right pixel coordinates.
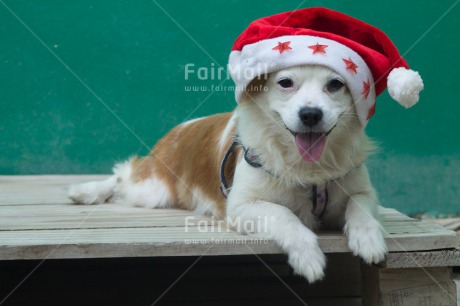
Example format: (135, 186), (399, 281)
(295, 133), (326, 162)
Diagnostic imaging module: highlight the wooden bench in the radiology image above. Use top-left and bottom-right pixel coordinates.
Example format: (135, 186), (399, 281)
(1, 175), (459, 305)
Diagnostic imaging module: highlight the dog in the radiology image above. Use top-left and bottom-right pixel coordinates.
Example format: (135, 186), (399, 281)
(69, 64), (388, 283)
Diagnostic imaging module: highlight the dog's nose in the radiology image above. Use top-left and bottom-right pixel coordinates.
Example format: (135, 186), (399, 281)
(298, 107), (323, 127)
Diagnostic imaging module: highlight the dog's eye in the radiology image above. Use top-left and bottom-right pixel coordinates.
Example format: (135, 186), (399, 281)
(326, 79), (344, 93)
(277, 78), (294, 88)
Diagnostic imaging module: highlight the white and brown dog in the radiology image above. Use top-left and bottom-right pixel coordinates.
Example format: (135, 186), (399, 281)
(70, 64), (383, 282)
(69, 8), (423, 283)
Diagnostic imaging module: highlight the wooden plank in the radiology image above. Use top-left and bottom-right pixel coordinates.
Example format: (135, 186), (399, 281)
(0, 227), (338, 259)
(379, 207), (416, 221)
(0, 202), (455, 236)
(0, 204), (212, 230)
(382, 221), (453, 234)
(0, 226), (458, 260)
(361, 263), (380, 306)
(0, 175), (109, 183)
(384, 234), (459, 253)
(0, 203), (458, 249)
(431, 217), (460, 231)
(383, 250), (460, 268)
(0, 203), (455, 239)
(0, 203), (195, 217)
(455, 274), (460, 305)
(0, 175), (109, 205)
(0, 204), (192, 217)
(362, 267), (457, 306)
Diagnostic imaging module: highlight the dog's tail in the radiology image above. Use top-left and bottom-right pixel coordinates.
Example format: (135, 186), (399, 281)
(69, 160), (134, 204)
(68, 176), (118, 205)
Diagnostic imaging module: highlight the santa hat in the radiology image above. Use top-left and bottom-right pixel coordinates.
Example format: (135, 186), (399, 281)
(228, 7), (423, 127)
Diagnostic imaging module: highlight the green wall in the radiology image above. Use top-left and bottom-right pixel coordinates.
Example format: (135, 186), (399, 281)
(1, 0), (459, 215)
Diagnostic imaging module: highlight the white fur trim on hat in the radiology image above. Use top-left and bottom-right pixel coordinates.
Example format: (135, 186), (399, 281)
(387, 67), (424, 108)
(228, 35), (376, 127)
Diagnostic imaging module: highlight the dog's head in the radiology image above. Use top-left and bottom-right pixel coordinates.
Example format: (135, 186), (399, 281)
(241, 64), (361, 164)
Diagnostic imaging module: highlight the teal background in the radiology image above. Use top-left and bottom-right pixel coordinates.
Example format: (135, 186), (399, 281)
(1, 0), (459, 215)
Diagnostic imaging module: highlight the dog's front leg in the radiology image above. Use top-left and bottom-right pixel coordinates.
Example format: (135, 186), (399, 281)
(227, 198), (326, 283)
(227, 162), (326, 282)
(343, 168), (387, 264)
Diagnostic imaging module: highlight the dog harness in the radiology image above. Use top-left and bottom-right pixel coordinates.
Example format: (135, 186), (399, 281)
(220, 140), (328, 219)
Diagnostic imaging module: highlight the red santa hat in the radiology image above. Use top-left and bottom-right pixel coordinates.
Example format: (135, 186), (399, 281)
(228, 7), (424, 127)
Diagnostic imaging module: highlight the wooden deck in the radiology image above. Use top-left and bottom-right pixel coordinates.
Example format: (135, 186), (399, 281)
(0, 176), (460, 259)
(1, 175), (459, 305)
(0, 175), (458, 261)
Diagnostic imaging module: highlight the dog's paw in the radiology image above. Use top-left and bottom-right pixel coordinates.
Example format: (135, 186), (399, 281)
(287, 240), (326, 283)
(345, 221), (387, 264)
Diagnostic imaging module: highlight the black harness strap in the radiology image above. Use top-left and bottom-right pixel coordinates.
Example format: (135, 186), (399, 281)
(219, 140), (269, 198)
(312, 184), (328, 219)
(243, 146), (263, 168)
(220, 140), (239, 199)
(219, 140), (329, 219)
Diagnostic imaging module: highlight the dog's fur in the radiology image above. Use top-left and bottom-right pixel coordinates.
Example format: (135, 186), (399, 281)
(69, 65), (387, 283)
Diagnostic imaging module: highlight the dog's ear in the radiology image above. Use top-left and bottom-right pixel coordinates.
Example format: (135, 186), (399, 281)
(241, 74), (268, 102)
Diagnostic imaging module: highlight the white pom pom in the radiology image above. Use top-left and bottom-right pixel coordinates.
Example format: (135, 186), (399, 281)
(387, 67), (424, 108)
